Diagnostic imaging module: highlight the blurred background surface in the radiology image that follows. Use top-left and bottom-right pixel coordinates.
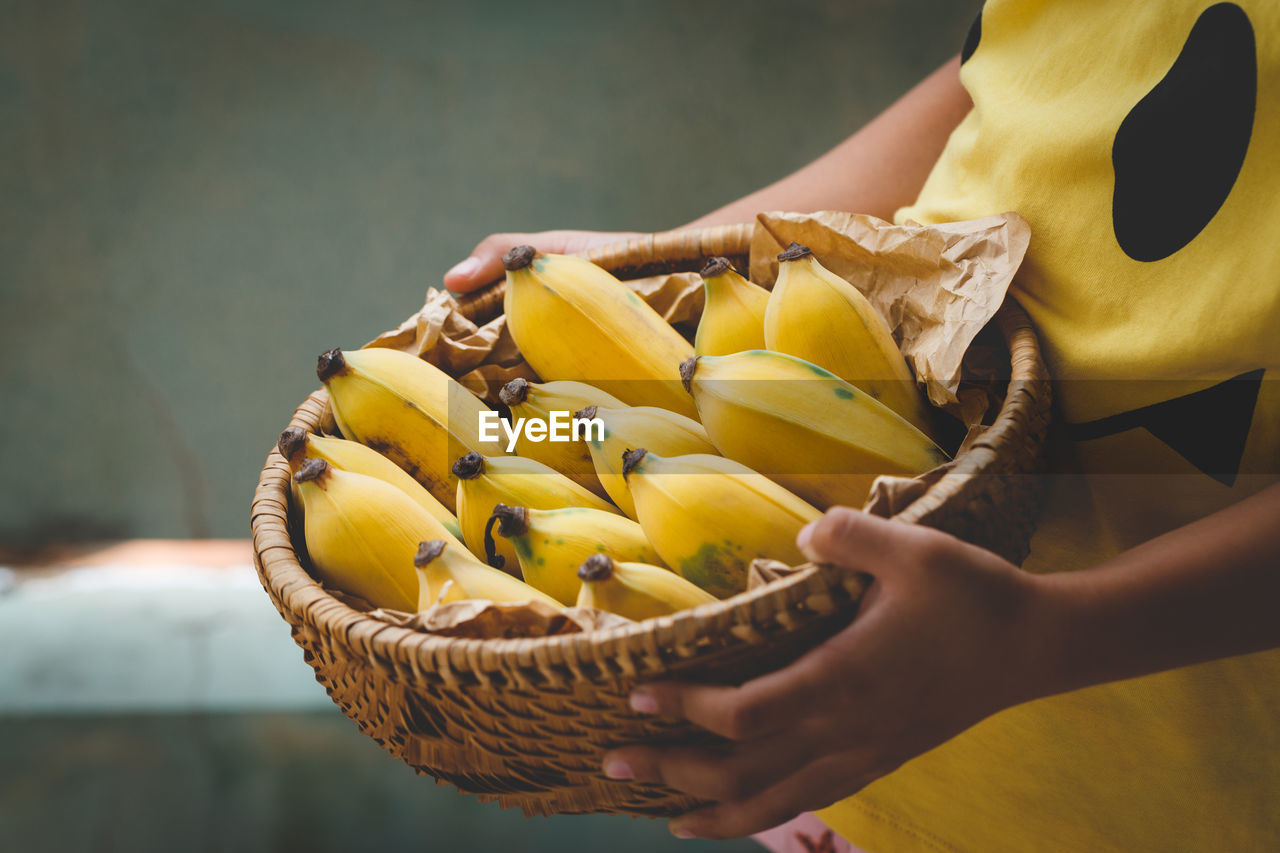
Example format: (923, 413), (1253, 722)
(0, 0), (973, 849)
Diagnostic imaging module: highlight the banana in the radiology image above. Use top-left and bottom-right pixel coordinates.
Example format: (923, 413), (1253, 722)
(680, 350), (948, 509)
(451, 451), (620, 571)
(764, 243), (932, 433)
(620, 448), (822, 598)
(413, 539), (559, 609)
(694, 256), (770, 356)
(278, 428), (463, 542)
(316, 346), (503, 512)
(577, 404), (718, 519)
(497, 378), (624, 496)
(575, 553), (716, 620)
(485, 504), (663, 605)
(292, 458), (460, 611)
(501, 245), (698, 417)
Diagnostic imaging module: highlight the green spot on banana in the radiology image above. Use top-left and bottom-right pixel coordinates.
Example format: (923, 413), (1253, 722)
(679, 543), (740, 597)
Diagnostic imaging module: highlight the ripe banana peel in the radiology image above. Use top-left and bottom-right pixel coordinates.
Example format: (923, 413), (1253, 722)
(578, 404), (718, 519)
(486, 504), (663, 605)
(694, 256), (770, 356)
(451, 451), (620, 572)
(278, 427), (463, 542)
(764, 243), (932, 433)
(293, 458), (464, 611)
(498, 378), (622, 497)
(501, 246), (697, 417)
(681, 350), (948, 510)
(413, 539), (558, 609)
(575, 553), (716, 620)
(316, 346), (502, 512)
(621, 449), (821, 598)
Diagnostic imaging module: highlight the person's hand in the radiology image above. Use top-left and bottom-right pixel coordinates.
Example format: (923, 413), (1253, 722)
(442, 229), (642, 293)
(600, 508), (1056, 840)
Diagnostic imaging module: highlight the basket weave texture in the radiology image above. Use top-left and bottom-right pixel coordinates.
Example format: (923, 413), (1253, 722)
(250, 223), (1051, 816)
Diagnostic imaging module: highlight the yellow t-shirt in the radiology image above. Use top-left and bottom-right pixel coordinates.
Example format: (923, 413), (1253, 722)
(819, 1), (1280, 850)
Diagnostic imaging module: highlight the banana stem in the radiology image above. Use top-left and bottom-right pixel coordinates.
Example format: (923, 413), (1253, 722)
(452, 451), (486, 480)
(620, 448), (648, 480)
(699, 256), (732, 278)
(316, 348), (347, 381)
(294, 457), (330, 484)
(502, 245), (536, 271)
(577, 553), (615, 582)
(679, 357), (700, 392)
(277, 427), (308, 465)
(498, 378), (529, 406)
(484, 504), (529, 569)
(414, 540), (447, 567)
(777, 242), (812, 262)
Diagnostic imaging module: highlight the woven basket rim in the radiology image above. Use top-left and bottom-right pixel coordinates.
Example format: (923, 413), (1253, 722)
(251, 222), (1046, 682)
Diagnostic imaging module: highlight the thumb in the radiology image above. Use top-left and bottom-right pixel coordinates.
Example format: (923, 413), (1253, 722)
(797, 507), (925, 573)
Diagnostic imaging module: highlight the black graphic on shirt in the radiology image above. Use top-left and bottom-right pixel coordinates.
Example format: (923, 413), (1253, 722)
(961, 6), (983, 64)
(1066, 369), (1263, 486)
(1111, 3), (1256, 262)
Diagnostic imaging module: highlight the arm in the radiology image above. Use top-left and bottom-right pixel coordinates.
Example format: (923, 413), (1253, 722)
(683, 55), (970, 228)
(1037, 481), (1280, 690)
(442, 56), (970, 292)
(600, 484), (1280, 840)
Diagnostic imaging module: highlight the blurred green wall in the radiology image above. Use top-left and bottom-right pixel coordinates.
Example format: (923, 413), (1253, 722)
(0, 0), (975, 542)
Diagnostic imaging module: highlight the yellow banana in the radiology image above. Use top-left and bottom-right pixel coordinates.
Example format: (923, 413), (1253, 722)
(278, 427), (463, 543)
(413, 539), (559, 609)
(316, 346), (503, 512)
(694, 256), (770, 356)
(577, 403), (718, 519)
(292, 458), (460, 611)
(451, 451), (620, 571)
(486, 504), (663, 605)
(501, 246), (697, 417)
(620, 449), (821, 598)
(681, 350), (948, 510)
(763, 243), (932, 433)
(497, 378), (624, 496)
(575, 553), (716, 620)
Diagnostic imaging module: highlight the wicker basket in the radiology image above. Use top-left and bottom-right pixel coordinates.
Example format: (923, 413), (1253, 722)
(250, 223), (1051, 817)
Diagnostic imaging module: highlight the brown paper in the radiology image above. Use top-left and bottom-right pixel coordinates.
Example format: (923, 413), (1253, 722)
(364, 289), (535, 404)
(748, 210), (1030, 407)
(365, 599), (634, 639)
(863, 422), (991, 517)
(747, 558), (816, 590)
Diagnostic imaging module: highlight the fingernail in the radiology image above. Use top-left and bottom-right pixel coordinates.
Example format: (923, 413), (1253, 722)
(797, 521), (816, 551)
(629, 689), (659, 715)
(669, 823), (696, 839)
(602, 758), (633, 780)
(445, 256), (481, 281)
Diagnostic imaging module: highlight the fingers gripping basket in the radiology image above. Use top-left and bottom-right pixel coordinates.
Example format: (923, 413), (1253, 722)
(250, 223), (1051, 817)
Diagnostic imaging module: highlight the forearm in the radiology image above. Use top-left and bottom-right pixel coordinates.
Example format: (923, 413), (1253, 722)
(684, 55), (970, 228)
(1032, 483), (1280, 697)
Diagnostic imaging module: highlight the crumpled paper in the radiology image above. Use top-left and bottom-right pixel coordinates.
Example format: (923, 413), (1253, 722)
(748, 210), (1030, 407)
(363, 598), (635, 639)
(365, 289), (537, 404)
(862, 421), (992, 518)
